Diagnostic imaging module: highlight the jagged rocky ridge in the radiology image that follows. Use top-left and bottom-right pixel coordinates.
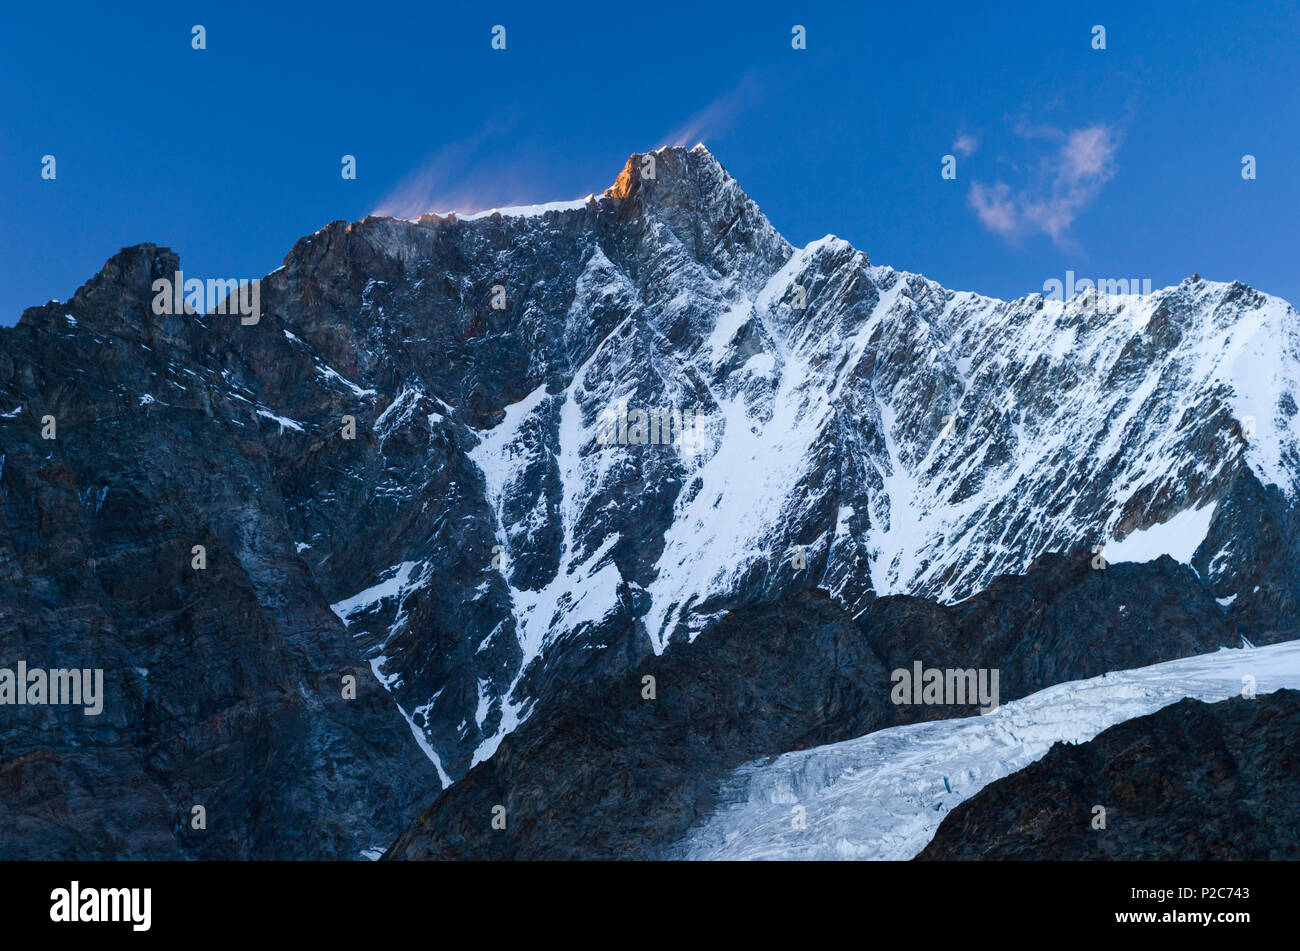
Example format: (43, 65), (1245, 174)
(1, 146), (1298, 858)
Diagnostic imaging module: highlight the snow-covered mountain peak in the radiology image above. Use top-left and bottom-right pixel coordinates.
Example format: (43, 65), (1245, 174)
(223, 148), (1300, 780)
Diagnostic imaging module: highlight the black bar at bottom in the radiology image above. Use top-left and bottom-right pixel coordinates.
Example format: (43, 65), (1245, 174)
(0, 860), (1281, 938)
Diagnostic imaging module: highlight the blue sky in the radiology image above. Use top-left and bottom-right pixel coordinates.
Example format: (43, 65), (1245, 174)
(3, 0), (1298, 324)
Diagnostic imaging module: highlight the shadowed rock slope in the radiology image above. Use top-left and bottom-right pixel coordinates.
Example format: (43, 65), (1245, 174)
(390, 554), (1234, 860)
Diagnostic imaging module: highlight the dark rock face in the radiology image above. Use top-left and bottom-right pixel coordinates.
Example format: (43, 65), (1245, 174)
(388, 553), (1235, 861)
(916, 690), (1300, 860)
(861, 551), (1237, 709)
(0, 247), (438, 859)
(391, 591), (896, 860)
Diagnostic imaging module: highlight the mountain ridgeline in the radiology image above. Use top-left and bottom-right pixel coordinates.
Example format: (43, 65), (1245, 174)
(1, 146), (1297, 859)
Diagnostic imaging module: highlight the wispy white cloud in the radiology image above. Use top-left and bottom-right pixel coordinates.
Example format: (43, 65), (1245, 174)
(664, 73), (761, 148)
(969, 181), (1018, 236)
(1058, 125), (1116, 183)
(370, 119), (577, 219)
(952, 132), (979, 158)
(967, 123), (1120, 247)
(371, 76), (764, 219)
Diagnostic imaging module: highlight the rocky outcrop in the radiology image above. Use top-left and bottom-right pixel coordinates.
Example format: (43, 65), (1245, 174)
(0, 246), (437, 858)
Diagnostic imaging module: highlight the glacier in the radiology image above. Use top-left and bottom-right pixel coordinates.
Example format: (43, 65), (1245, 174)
(675, 639), (1300, 860)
